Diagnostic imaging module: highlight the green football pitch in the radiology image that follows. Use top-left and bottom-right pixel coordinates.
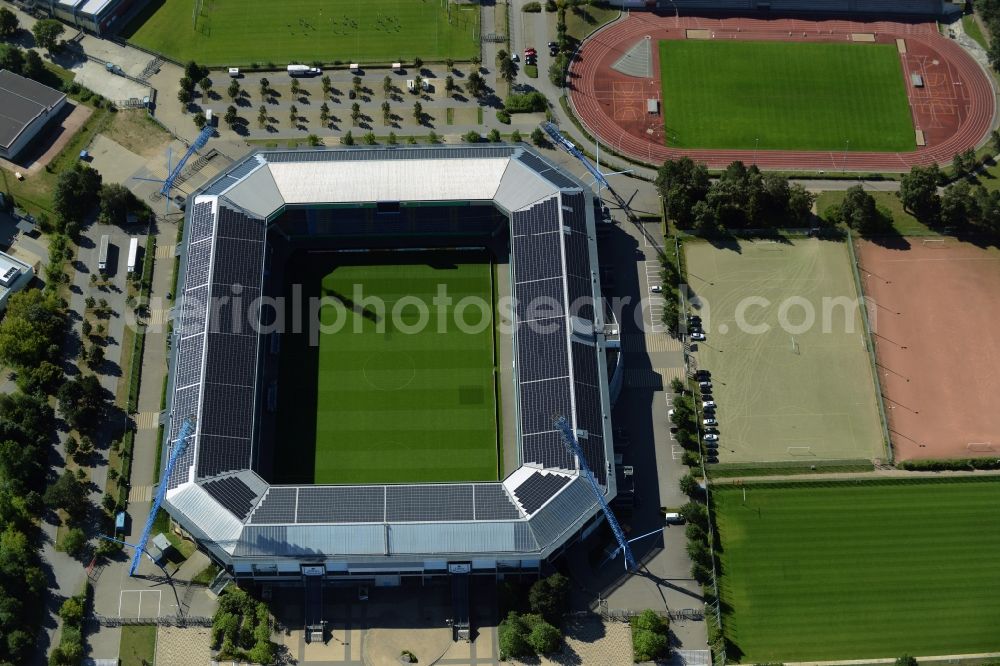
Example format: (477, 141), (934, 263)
(273, 253), (499, 485)
(122, 0), (479, 66)
(714, 479), (1000, 661)
(658, 40), (915, 152)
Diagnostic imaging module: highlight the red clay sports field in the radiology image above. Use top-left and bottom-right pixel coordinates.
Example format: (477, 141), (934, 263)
(569, 14), (996, 171)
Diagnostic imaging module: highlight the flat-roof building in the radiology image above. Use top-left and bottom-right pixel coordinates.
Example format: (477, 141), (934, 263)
(0, 69), (67, 161)
(0, 251), (34, 312)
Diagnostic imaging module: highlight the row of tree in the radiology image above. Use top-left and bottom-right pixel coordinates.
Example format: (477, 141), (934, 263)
(498, 573), (568, 659)
(656, 158), (815, 233)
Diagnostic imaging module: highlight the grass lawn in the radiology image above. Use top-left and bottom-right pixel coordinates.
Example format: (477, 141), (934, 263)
(684, 238), (884, 463)
(715, 479), (1000, 661)
(566, 3), (620, 43)
(964, 13), (989, 50)
(122, 0), (479, 66)
(816, 190), (936, 236)
(658, 40), (915, 152)
(119, 625), (157, 666)
(273, 251), (499, 485)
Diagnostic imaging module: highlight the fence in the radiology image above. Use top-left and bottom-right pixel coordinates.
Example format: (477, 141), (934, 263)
(95, 614), (212, 627)
(845, 229), (894, 464)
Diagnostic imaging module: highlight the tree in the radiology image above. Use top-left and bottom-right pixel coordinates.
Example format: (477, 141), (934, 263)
(679, 473), (701, 497)
(499, 56), (517, 84)
(498, 612), (532, 660)
(527, 619), (561, 654)
(257, 105), (267, 129)
(184, 60), (208, 82)
(0, 43), (24, 75)
(896, 656), (918, 666)
(531, 127), (545, 146)
(471, 54), (481, 70)
(32, 19), (64, 53)
(382, 100), (391, 124)
(290, 77), (300, 97)
(388, 131), (398, 145)
(445, 75), (455, 96)
(198, 76), (212, 96)
(632, 628), (669, 662)
(319, 102), (330, 126)
(412, 101), (422, 124)
(259, 77), (270, 98)
(57, 374), (104, 432)
(341, 130), (354, 146)
(940, 179), (977, 229)
(412, 74), (423, 94)
(680, 501), (708, 530)
(445, 58), (454, 71)
(511, 128), (522, 142)
(991, 129), (1000, 156)
(350, 102), (360, 126)
(529, 573), (569, 623)
(0, 8), (19, 38)
(0, 287), (65, 369)
(466, 71), (485, 98)
(227, 78), (241, 101)
(98, 183), (136, 225)
(462, 130), (480, 143)
(413, 57), (423, 70)
(837, 184), (889, 236)
(224, 105), (238, 128)
(669, 377), (685, 394)
(22, 49), (44, 81)
(289, 104), (298, 126)
(487, 128), (501, 142)
(655, 158), (711, 228)
(787, 183), (815, 225)
(59, 527), (88, 557)
(427, 130), (439, 144)
(352, 75), (362, 95)
(899, 164), (941, 223)
(177, 87), (192, 107)
(53, 161), (101, 226)
(44, 470), (87, 515)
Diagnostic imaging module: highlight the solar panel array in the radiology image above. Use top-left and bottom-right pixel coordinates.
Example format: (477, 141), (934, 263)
(516, 152), (579, 191)
(246, 483), (521, 524)
(202, 475), (259, 519)
(196, 204), (265, 478)
(513, 472), (572, 514)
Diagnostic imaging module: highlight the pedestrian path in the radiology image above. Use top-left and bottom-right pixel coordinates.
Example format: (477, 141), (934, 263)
(134, 411), (160, 430)
(128, 485), (152, 502)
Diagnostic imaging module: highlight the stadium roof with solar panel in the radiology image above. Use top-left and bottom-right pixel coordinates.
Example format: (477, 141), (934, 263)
(161, 145), (619, 580)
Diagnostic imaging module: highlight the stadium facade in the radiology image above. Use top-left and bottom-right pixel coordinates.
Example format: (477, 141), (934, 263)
(161, 146), (620, 583)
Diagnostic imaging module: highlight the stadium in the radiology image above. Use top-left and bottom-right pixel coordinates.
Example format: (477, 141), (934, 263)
(159, 146), (620, 588)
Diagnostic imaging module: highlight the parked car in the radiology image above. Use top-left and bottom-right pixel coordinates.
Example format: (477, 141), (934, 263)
(547, 41), (558, 48)
(699, 381), (712, 391)
(703, 417), (718, 426)
(511, 53), (519, 62)
(694, 369), (710, 380)
(690, 331), (706, 341)
(650, 285), (663, 293)
(705, 455), (720, 464)
(702, 400), (717, 409)
(524, 47), (537, 56)
(664, 512), (685, 525)
(704, 433), (719, 441)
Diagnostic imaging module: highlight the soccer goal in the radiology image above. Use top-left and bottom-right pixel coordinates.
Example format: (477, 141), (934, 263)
(922, 238), (947, 249)
(787, 446), (814, 457)
(791, 335), (800, 355)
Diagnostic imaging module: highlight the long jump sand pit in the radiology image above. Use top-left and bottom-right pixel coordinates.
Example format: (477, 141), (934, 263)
(857, 238), (1000, 460)
(685, 239), (885, 464)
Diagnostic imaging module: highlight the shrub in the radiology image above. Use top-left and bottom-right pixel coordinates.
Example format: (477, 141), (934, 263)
(341, 130), (354, 146)
(529, 573), (569, 623)
(496, 109), (511, 124)
(498, 612), (532, 659)
(487, 128), (501, 143)
(632, 628), (669, 662)
(527, 619), (561, 654)
(898, 458), (1000, 471)
(462, 130), (481, 143)
(523, 1), (542, 11)
(504, 91), (548, 113)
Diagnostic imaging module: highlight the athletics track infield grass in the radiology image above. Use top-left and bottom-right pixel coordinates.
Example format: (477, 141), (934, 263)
(714, 479), (1000, 661)
(122, 0), (479, 66)
(684, 239), (884, 464)
(658, 40), (915, 152)
(273, 253), (499, 485)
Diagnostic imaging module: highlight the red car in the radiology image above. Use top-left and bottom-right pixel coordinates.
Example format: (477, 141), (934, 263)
(524, 47), (537, 56)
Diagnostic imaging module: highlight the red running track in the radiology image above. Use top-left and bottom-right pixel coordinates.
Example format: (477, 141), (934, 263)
(569, 15), (997, 171)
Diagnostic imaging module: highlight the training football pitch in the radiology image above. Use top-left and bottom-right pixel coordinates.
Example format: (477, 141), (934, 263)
(714, 479), (1000, 660)
(273, 253), (499, 485)
(684, 239), (884, 463)
(122, 0), (479, 66)
(658, 40), (915, 151)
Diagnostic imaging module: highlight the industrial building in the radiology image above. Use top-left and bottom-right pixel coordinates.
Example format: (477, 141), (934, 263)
(0, 69), (67, 161)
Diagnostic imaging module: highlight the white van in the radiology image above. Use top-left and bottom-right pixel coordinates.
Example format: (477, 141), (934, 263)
(228, 67), (240, 77)
(664, 512), (685, 525)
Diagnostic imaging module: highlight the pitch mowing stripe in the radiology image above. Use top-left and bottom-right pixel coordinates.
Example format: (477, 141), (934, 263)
(311, 257), (498, 485)
(658, 40), (915, 152)
(714, 481), (1000, 660)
